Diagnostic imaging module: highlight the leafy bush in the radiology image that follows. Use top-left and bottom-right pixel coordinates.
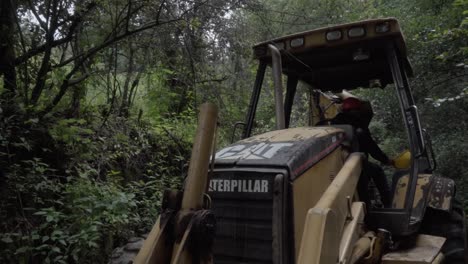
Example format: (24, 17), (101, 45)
(1, 175), (139, 263)
(0, 111), (189, 263)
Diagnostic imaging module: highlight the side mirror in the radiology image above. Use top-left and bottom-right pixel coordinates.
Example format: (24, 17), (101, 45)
(231, 122), (246, 143)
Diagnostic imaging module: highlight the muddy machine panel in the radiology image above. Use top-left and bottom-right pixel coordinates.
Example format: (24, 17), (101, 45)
(209, 127), (348, 263)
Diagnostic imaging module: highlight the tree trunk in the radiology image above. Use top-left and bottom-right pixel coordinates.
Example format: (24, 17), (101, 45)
(119, 42), (134, 117)
(29, 0), (60, 106)
(0, 0), (17, 100)
(68, 84), (83, 118)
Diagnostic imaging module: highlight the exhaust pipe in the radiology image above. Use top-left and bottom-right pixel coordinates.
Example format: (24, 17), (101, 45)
(268, 44), (286, 130)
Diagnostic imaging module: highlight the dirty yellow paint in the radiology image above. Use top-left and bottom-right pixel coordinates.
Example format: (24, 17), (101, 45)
(292, 147), (344, 257)
(382, 234), (445, 263)
(392, 174), (432, 209)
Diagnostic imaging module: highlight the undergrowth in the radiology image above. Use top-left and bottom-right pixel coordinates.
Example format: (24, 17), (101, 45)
(0, 107), (191, 263)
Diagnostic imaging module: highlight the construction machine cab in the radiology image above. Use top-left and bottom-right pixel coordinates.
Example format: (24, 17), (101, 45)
(242, 18), (434, 237)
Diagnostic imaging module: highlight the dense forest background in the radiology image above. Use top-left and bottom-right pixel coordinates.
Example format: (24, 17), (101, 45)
(0, 0), (467, 262)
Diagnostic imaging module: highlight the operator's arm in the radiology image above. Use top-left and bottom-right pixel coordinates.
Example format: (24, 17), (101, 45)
(357, 128), (390, 164)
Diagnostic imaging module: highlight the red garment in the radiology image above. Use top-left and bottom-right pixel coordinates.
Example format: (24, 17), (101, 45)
(342, 97), (363, 112)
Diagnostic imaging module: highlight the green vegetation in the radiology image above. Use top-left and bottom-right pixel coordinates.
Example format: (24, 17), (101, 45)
(0, 0), (466, 262)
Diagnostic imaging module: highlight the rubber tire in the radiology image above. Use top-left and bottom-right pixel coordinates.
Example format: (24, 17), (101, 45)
(421, 199), (467, 263)
(108, 237), (145, 264)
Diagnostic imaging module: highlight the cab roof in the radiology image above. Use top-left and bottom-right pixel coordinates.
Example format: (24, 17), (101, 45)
(253, 18), (413, 91)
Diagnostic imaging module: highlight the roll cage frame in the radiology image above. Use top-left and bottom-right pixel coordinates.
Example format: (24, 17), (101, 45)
(240, 34), (434, 236)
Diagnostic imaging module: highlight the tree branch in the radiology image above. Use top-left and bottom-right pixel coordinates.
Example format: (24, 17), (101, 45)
(39, 2), (203, 115)
(53, 17), (184, 68)
(40, 66), (79, 115)
(27, 0), (48, 31)
(14, 2), (96, 65)
(156, 0), (167, 23)
(68, 72), (90, 86)
(29, 0), (60, 105)
(195, 77), (228, 84)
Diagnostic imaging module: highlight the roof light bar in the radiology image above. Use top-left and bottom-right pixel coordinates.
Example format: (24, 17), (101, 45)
(275, 42), (285, 50)
(326, 30), (342, 41)
(348, 27), (366, 38)
(290, 37), (304, 48)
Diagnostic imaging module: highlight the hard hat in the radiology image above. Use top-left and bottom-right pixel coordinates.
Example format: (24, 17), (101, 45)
(341, 97), (362, 112)
(394, 150), (411, 170)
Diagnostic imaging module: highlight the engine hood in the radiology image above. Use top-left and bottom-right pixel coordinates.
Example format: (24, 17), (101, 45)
(214, 127), (345, 179)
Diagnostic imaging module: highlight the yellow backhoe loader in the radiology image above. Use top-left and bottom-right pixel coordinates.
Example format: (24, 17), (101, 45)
(110, 18), (467, 264)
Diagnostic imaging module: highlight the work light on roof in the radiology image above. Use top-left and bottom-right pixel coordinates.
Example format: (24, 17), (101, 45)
(326, 30), (342, 41)
(275, 42), (285, 50)
(290, 37), (304, 48)
(375, 22), (391, 33)
(348, 27), (366, 38)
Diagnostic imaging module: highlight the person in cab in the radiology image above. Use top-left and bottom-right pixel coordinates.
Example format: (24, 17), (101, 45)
(332, 97), (394, 207)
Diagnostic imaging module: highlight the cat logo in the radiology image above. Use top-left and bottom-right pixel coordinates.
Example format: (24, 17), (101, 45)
(215, 142), (293, 160)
